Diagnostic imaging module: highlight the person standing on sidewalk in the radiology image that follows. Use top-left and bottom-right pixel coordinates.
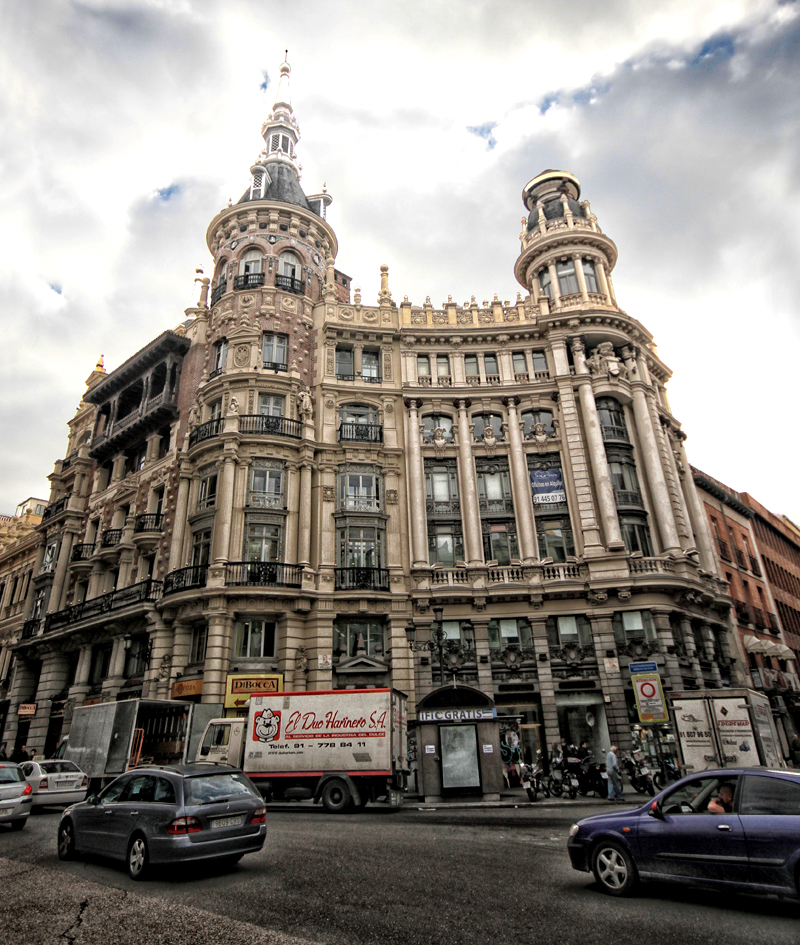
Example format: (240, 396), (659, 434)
(606, 745), (623, 802)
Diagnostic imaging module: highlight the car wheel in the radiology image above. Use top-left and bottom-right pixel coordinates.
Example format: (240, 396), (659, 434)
(321, 778), (352, 814)
(592, 841), (638, 896)
(10, 819), (25, 831)
(127, 834), (149, 881)
(58, 820), (76, 860)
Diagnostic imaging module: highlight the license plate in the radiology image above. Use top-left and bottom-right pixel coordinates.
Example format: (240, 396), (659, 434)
(601, 773), (608, 779)
(571, 779), (579, 787)
(521, 781), (531, 789)
(211, 814), (243, 829)
(640, 767), (649, 775)
(0, 808), (12, 816)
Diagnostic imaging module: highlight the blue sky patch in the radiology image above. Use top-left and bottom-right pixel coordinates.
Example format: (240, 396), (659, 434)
(260, 71), (270, 91)
(692, 34), (736, 65)
(155, 184), (180, 201)
(467, 121), (497, 149)
(49, 283), (62, 295)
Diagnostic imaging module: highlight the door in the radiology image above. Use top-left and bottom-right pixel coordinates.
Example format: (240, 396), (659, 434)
(637, 775), (748, 884)
(440, 725), (480, 790)
(78, 776), (129, 855)
(739, 773), (800, 891)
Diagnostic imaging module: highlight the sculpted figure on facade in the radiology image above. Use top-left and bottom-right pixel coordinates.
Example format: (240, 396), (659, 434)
(227, 396), (240, 415)
(586, 341), (622, 379)
(297, 386), (314, 421)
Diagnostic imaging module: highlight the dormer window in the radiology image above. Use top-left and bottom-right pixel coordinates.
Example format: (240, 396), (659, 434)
(250, 169), (265, 200)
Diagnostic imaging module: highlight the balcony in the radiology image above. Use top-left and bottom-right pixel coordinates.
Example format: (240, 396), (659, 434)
(211, 282), (227, 305)
(426, 499), (460, 517)
(341, 497), (381, 513)
(752, 607), (768, 629)
(734, 599), (752, 624)
(134, 513), (164, 533)
(514, 372), (529, 383)
(338, 423), (383, 443)
(44, 579), (163, 633)
(274, 274), (305, 295)
(485, 374), (501, 385)
(41, 497), (68, 522)
(716, 537), (732, 562)
(101, 529), (123, 548)
(208, 368), (225, 380)
(748, 554), (761, 576)
(430, 568), (470, 586)
(335, 567), (390, 591)
(71, 543), (95, 562)
(542, 563), (586, 582)
(21, 618), (40, 639)
(262, 361), (288, 373)
(487, 566), (525, 584)
(478, 497), (514, 515)
(615, 489), (644, 510)
(234, 272), (265, 290)
(600, 424), (629, 443)
(767, 611), (780, 632)
(239, 415), (301, 438)
(60, 452), (78, 471)
(162, 565), (208, 596)
(225, 562), (303, 589)
(629, 556), (676, 574)
(735, 547), (749, 569)
(189, 417), (223, 448)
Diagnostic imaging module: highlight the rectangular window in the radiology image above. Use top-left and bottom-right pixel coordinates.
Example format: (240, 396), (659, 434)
(333, 621), (386, 659)
(552, 615), (591, 646)
(336, 347), (354, 378)
(41, 543), (58, 574)
(477, 464), (512, 513)
(340, 472), (380, 511)
(556, 258), (579, 295)
(189, 626), (207, 663)
(428, 523), (463, 566)
(536, 518), (575, 563)
(123, 637), (149, 678)
(191, 528), (212, 566)
(531, 350), (548, 374)
(89, 645), (112, 687)
(538, 269), (553, 299)
(234, 619), (277, 659)
(482, 523), (518, 565)
(613, 610), (656, 644)
(209, 400), (222, 420)
(620, 517), (653, 556)
(339, 526), (379, 568)
(247, 523), (281, 562)
(362, 350), (380, 380)
(464, 354), (479, 377)
(262, 333), (288, 368)
(582, 258), (599, 293)
(213, 340), (227, 373)
(436, 355), (450, 377)
(488, 619), (532, 648)
(484, 353), (499, 376)
(258, 394), (283, 417)
(250, 467), (283, 507)
(197, 471), (218, 510)
(512, 352), (527, 375)
(416, 354), (431, 377)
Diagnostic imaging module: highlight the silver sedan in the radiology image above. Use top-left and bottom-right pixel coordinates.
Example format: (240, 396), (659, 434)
(0, 763), (33, 829)
(21, 760), (88, 807)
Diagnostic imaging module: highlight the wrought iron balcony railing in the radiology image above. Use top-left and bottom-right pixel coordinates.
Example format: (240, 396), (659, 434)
(234, 272), (265, 290)
(189, 417), (223, 448)
(44, 579), (163, 632)
(338, 423), (383, 443)
(614, 489), (644, 509)
(262, 361), (288, 373)
(21, 618), (40, 639)
(162, 565), (208, 596)
(211, 282), (227, 305)
(41, 497), (68, 522)
(335, 567), (390, 591)
(426, 498), (460, 516)
(238, 415), (301, 438)
(71, 543), (95, 562)
(274, 274), (305, 295)
(225, 562), (303, 588)
(134, 513), (164, 533)
(101, 529), (123, 548)
(600, 424), (629, 443)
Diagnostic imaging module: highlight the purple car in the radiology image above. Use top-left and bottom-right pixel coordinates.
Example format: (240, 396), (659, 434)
(568, 767), (800, 897)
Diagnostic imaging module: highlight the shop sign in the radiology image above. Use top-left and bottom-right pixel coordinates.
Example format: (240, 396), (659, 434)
(530, 467), (566, 506)
(17, 703), (37, 716)
(224, 673), (283, 709)
(171, 678), (203, 699)
(629, 661), (657, 674)
(418, 708), (497, 722)
(632, 673), (668, 723)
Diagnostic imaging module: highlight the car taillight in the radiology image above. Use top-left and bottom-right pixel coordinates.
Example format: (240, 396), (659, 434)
(22, 783), (32, 796)
(250, 806), (266, 824)
(167, 816), (202, 835)
(81, 776), (88, 788)
(39, 778), (49, 790)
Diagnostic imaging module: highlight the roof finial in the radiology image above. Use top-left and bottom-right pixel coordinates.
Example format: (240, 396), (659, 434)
(275, 52), (292, 108)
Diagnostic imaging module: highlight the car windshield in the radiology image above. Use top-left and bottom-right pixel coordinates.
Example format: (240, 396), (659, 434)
(40, 762), (80, 774)
(185, 772), (256, 805)
(0, 766), (24, 783)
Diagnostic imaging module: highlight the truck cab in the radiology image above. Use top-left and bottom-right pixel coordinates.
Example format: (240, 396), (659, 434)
(197, 719), (245, 766)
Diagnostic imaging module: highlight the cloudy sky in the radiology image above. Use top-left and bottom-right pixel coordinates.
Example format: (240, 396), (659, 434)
(1, 0), (798, 524)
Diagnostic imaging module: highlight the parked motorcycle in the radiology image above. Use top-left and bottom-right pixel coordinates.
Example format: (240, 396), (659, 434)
(621, 749), (656, 796)
(548, 747), (580, 799)
(575, 757), (608, 797)
(520, 755), (551, 802)
(653, 757), (681, 791)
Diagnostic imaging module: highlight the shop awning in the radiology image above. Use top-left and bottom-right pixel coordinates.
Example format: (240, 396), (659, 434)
(743, 635), (769, 653)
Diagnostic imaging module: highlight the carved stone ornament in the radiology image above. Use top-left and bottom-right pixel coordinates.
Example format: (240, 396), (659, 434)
(504, 309), (519, 322)
(240, 294), (255, 307)
(363, 310), (378, 323)
(322, 486), (336, 502)
(227, 397), (240, 415)
(588, 589), (608, 605)
(617, 588), (632, 601)
(386, 489), (398, 505)
(457, 311), (473, 325)
(188, 403), (200, 429)
(339, 308), (354, 320)
(158, 654), (172, 680)
(532, 422), (549, 451)
(296, 646), (309, 674)
(234, 344), (250, 367)
(297, 386), (314, 421)
(432, 427), (449, 458)
(281, 296), (297, 312)
(482, 426), (498, 456)
(586, 341), (623, 379)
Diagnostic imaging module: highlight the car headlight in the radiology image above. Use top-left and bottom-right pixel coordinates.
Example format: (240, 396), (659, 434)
(569, 824), (580, 838)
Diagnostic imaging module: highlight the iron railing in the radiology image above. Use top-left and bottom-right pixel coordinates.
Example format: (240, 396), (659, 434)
(614, 489), (644, 509)
(41, 497), (67, 522)
(274, 274), (305, 295)
(211, 282), (227, 305)
(44, 579), (162, 632)
(101, 529), (123, 548)
(162, 565), (208, 596)
(600, 424), (629, 443)
(21, 618), (40, 639)
(334, 567), (390, 591)
(262, 361), (287, 372)
(189, 417), (223, 448)
(338, 423), (383, 443)
(71, 543), (95, 562)
(225, 562), (303, 588)
(239, 415), (301, 438)
(134, 513), (164, 533)
(234, 272), (265, 289)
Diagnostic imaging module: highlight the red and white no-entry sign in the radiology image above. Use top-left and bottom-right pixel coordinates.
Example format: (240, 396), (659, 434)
(632, 673), (668, 723)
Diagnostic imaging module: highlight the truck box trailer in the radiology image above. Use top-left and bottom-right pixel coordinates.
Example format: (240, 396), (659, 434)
(197, 688), (409, 812)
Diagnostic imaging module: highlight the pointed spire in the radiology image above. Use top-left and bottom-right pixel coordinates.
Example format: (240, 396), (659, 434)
(274, 51), (292, 110)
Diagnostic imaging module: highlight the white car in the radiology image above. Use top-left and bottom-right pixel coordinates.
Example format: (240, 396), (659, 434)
(21, 760), (88, 807)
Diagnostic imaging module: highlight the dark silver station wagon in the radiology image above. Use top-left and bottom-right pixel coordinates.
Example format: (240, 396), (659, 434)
(58, 764), (266, 879)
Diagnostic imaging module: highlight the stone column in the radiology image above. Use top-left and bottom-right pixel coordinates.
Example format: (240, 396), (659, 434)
(102, 635), (127, 699)
(471, 619), (494, 693)
(297, 463), (313, 567)
(699, 622), (723, 686)
(203, 614), (233, 704)
(677, 442), (719, 575)
(387, 616), (415, 701)
(404, 399), (429, 568)
(26, 652), (70, 756)
(590, 615), (632, 752)
(67, 645), (93, 707)
(47, 530), (76, 613)
(170, 622), (193, 687)
(353, 344), (363, 378)
(571, 339), (624, 550)
(680, 616), (703, 683)
(455, 399), (483, 566)
(652, 611), (683, 693)
(530, 618), (561, 756)
(169, 465), (192, 567)
(144, 613), (172, 699)
(503, 397), (537, 564)
(547, 261), (561, 306)
(573, 253), (589, 301)
(212, 455), (237, 564)
(596, 261), (612, 305)
(629, 372), (681, 553)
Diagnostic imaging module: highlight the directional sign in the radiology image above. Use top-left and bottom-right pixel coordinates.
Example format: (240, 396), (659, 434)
(224, 673), (283, 709)
(632, 673), (669, 724)
(629, 661), (658, 674)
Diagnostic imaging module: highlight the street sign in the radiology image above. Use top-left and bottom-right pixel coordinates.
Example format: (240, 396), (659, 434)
(224, 673), (283, 709)
(632, 673), (669, 723)
(629, 661), (658, 674)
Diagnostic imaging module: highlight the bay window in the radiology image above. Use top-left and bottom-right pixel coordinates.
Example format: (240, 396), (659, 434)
(234, 619), (277, 659)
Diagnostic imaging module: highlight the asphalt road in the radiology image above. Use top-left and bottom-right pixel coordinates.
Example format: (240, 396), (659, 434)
(2, 800), (800, 945)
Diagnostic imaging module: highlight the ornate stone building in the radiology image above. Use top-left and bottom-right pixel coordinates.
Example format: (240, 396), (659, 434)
(6, 61), (751, 783)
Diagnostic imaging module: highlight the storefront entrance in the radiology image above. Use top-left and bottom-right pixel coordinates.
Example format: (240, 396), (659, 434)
(555, 693), (610, 764)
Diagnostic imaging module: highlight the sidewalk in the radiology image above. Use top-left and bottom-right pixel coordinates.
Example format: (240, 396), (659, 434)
(403, 787), (645, 810)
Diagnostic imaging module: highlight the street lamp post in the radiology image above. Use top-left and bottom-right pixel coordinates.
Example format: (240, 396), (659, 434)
(406, 605), (446, 684)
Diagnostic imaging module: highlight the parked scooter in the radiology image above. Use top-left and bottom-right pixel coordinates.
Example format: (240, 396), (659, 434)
(575, 757), (608, 797)
(520, 754), (551, 802)
(548, 746), (580, 799)
(653, 757), (681, 791)
(621, 748), (656, 796)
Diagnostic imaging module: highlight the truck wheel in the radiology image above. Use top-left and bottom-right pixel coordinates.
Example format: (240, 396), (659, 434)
(321, 778), (352, 814)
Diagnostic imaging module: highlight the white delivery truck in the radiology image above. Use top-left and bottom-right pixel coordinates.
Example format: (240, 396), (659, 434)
(197, 688), (409, 812)
(668, 688), (786, 774)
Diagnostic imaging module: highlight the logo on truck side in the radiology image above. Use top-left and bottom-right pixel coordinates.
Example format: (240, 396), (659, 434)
(253, 708), (281, 743)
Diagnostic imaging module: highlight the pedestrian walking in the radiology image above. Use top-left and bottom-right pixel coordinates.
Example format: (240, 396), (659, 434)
(606, 745), (623, 802)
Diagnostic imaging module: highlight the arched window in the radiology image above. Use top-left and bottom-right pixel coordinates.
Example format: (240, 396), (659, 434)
(421, 414), (454, 442)
(239, 249), (262, 275)
(473, 413), (504, 442)
(521, 410), (554, 438)
(278, 252), (301, 279)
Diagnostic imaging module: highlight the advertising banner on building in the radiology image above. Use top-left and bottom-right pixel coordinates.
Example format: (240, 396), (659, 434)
(530, 467), (566, 506)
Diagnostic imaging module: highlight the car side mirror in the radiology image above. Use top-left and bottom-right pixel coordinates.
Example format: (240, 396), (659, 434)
(200, 746), (210, 756)
(87, 795), (100, 806)
(648, 800), (664, 820)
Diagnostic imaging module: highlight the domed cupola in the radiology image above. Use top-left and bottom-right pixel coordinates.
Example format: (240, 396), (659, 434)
(523, 170), (586, 231)
(237, 55), (331, 218)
